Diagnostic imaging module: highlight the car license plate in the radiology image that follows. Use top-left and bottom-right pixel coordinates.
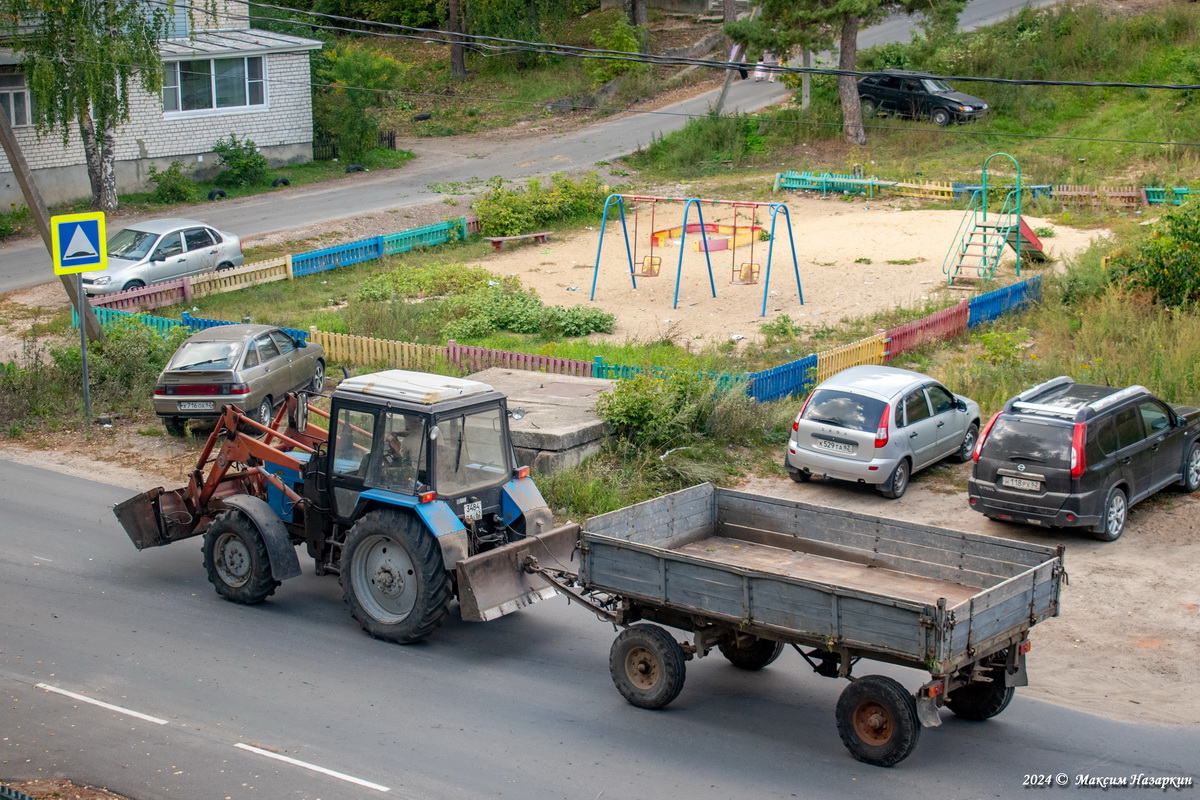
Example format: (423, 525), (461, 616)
(814, 440), (853, 454)
(1001, 476), (1040, 492)
(463, 500), (483, 522)
(179, 401), (215, 411)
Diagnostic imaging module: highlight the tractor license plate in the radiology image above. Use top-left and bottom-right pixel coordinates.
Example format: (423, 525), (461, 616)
(463, 500), (483, 522)
(179, 401), (215, 411)
(1001, 476), (1040, 492)
(814, 439), (853, 453)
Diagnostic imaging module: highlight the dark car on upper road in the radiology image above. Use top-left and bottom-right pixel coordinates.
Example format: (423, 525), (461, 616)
(858, 70), (989, 126)
(968, 377), (1200, 541)
(153, 324), (325, 436)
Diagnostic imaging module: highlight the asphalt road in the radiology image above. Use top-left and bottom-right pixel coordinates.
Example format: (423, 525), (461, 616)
(1, 0), (1064, 296)
(2, 459), (1198, 799)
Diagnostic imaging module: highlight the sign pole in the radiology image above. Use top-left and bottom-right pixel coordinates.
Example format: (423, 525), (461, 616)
(76, 271), (92, 426)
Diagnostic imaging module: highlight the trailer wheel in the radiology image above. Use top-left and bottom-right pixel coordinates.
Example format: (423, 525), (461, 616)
(835, 675), (921, 767)
(341, 510), (452, 644)
(946, 660), (1014, 721)
(203, 510), (280, 605)
(609, 624), (686, 710)
(718, 635), (785, 670)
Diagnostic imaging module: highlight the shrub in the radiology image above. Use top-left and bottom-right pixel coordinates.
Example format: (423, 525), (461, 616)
(147, 160), (197, 204)
(1107, 201), (1200, 306)
(474, 173), (609, 237)
(586, 13), (649, 86)
(0, 204), (31, 239)
(212, 134), (269, 188)
(313, 42), (408, 161)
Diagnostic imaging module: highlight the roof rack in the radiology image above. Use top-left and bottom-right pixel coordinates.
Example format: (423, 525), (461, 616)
(1010, 401), (1079, 419)
(1005, 376), (1074, 410)
(1087, 385), (1148, 414)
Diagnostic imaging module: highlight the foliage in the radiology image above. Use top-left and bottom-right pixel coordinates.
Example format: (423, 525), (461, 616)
(146, 161), (198, 204)
(313, 41), (409, 162)
(443, 286), (615, 340)
(586, 13), (649, 86)
(355, 262), (518, 302)
(1107, 201), (1200, 306)
(629, 113), (772, 175)
(474, 173), (609, 237)
(0, 205), (31, 240)
(212, 134), (270, 188)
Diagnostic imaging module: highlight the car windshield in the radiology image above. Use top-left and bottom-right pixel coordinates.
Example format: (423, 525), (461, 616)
(108, 228), (160, 260)
(801, 389), (887, 432)
(167, 340), (243, 371)
(981, 418), (1072, 468)
(921, 79), (953, 94)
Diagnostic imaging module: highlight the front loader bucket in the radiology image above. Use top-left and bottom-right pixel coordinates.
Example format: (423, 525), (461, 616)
(456, 522), (581, 622)
(113, 487), (200, 550)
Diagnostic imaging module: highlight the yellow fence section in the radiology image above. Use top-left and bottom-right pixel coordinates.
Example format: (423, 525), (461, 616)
(309, 328), (445, 371)
(891, 180), (955, 200)
(815, 334), (887, 383)
(191, 257), (289, 298)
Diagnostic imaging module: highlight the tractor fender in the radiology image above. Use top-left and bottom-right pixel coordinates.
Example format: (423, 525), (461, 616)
(221, 495), (302, 581)
(501, 476), (551, 527)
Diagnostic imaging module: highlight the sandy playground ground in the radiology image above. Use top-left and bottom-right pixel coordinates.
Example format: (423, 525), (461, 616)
(474, 194), (1107, 347)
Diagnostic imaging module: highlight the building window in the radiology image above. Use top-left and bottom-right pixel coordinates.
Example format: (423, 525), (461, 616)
(0, 71), (32, 127)
(163, 56), (265, 113)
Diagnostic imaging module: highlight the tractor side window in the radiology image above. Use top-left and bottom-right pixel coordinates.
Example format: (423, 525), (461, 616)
(376, 411), (427, 494)
(434, 408), (508, 495)
(332, 408), (376, 477)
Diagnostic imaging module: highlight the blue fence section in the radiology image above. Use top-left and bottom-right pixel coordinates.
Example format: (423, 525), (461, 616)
(592, 357), (748, 392)
(1, 783), (36, 800)
(968, 275), (1042, 328)
(181, 311), (308, 342)
(73, 306), (184, 336)
(747, 353), (819, 402)
(291, 218), (467, 276)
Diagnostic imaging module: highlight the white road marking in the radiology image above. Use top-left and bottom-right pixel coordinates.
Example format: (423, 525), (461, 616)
(31, 556), (53, 562)
(36, 683), (169, 725)
(234, 743), (390, 792)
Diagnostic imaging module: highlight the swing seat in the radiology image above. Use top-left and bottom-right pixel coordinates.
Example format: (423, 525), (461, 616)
(731, 262), (761, 285)
(637, 255), (662, 277)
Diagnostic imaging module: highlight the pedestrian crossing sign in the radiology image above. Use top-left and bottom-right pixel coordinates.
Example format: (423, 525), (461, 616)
(51, 212), (107, 275)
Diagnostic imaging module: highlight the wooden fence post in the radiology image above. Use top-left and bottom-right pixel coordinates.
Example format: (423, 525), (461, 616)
(285, 254), (294, 281)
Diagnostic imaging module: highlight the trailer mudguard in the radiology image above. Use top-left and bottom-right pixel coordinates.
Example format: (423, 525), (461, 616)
(357, 489), (470, 567)
(500, 476), (550, 526)
(221, 495), (302, 581)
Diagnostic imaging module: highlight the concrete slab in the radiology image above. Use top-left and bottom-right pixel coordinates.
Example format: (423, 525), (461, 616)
(466, 368), (615, 474)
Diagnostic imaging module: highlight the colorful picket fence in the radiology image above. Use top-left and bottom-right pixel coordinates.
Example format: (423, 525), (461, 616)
(815, 334), (888, 384)
(446, 340), (594, 377)
(886, 300), (969, 358)
(310, 329), (445, 371)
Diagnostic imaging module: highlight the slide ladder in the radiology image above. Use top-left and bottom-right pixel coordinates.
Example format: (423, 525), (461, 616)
(944, 190), (1022, 288)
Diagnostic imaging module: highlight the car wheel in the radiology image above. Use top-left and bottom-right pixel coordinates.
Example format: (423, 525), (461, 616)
(952, 423), (980, 463)
(217, 261), (235, 270)
(309, 360), (326, 394)
(1182, 441), (1200, 493)
(931, 108), (952, 126)
(1092, 486), (1127, 542)
(122, 280), (145, 292)
(789, 469), (812, 483)
(879, 460), (910, 499)
(861, 97), (878, 118)
(256, 397), (274, 427)
(162, 416), (187, 437)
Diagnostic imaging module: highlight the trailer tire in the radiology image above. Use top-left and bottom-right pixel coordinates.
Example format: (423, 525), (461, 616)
(946, 666), (1015, 721)
(203, 510), (280, 605)
(609, 624), (686, 710)
(836, 675), (921, 767)
(718, 635), (785, 670)
(341, 509), (451, 644)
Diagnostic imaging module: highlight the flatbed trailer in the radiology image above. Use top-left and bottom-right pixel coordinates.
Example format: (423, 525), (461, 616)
(462, 483), (1065, 766)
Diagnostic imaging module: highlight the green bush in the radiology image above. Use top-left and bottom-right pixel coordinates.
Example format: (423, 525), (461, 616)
(586, 13), (649, 86)
(313, 42), (409, 162)
(212, 134), (269, 188)
(0, 204), (31, 239)
(355, 262), (520, 302)
(147, 160), (197, 204)
(1108, 201), (1200, 306)
(474, 172), (609, 237)
(442, 286), (615, 340)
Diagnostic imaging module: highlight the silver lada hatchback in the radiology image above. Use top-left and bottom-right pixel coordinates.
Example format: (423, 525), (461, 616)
(785, 365), (981, 499)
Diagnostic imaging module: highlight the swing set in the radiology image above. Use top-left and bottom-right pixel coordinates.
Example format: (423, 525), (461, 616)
(590, 193), (803, 315)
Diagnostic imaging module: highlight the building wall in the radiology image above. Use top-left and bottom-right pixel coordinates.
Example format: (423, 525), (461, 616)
(0, 51), (314, 207)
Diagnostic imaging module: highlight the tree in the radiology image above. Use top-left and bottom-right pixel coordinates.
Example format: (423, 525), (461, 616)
(730, 0), (965, 145)
(0, 0), (174, 210)
(447, 0), (467, 78)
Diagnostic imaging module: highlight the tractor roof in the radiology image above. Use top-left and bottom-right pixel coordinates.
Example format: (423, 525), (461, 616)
(335, 370), (496, 405)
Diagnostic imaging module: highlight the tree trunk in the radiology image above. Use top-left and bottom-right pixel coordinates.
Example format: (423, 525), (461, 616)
(838, 15), (866, 146)
(448, 0), (466, 79)
(632, 0), (648, 28)
(802, 50), (812, 110)
(77, 114), (116, 211)
(723, 0), (736, 61)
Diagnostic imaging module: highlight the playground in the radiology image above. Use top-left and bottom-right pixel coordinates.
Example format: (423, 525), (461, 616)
(474, 195), (1105, 346)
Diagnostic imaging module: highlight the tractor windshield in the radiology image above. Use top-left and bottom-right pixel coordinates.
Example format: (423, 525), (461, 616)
(433, 407), (510, 496)
(375, 411), (428, 495)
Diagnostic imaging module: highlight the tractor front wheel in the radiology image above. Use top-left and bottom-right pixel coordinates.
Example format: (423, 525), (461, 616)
(203, 510), (279, 604)
(341, 510), (452, 644)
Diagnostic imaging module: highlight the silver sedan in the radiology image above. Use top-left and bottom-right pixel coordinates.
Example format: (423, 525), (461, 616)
(785, 365), (981, 499)
(82, 218), (244, 295)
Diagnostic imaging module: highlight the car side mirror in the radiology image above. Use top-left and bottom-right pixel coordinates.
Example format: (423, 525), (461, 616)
(290, 392), (309, 433)
(957, 398), (967, 411)
(1176, 414), (1188, 428)
(296, 338), (307, 348)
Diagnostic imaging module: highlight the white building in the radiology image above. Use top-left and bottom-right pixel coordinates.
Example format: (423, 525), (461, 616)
(0, 1), (322, 206)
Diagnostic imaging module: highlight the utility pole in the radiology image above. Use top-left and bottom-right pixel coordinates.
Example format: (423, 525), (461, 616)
(713, 3), (760, 116)
(0, 111), (104, 342)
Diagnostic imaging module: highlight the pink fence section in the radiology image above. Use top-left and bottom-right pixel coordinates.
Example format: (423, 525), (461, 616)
(89, 278), (190, 312)
(445, 340), (593, 377)
(885, 301), (969, 360)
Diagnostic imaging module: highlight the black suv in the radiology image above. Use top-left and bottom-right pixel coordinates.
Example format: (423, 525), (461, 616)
(968, 377), (1200, 541)
(858, 70), (989, 126)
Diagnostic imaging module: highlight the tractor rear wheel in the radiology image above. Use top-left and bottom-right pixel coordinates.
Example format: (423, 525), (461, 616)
(203, 510), (279, 604)
(341, 510), (452, 644)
